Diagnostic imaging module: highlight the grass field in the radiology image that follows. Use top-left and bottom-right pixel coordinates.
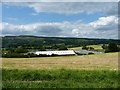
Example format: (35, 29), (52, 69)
(68, 44), (105, 52)
(2, 52), (119, 88)
(68, 44), (103, 50)
(2, 69), (119, 88)
(2, 52), (118, 70)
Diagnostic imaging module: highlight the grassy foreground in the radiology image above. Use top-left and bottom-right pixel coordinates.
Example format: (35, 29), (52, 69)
(2, 52), (119, 88)
(2, 69), (119, 88)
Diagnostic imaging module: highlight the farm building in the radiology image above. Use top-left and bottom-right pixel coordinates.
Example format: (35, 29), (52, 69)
(74, 50), (104, 55)
(29, 50), (104, 56)
(30, 50), (76, 56)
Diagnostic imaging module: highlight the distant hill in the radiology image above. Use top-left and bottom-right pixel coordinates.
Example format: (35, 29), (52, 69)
(1, 35), (120, 48)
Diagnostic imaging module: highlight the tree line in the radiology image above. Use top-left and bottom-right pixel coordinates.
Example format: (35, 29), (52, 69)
(2, 36), (120, 58)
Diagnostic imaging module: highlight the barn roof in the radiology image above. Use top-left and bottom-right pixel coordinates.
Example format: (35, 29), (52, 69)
(74, 50), (104, 54)
(34, 50), (76, 55)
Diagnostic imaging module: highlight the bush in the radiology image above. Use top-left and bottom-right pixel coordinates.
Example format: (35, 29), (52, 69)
(102, 44), (108, 49)
(82, 46), (88, 50)
(2, 53), (29, 58)
(38, 54), (51, 57)
(89, 47), (94, 50)
(27, 53), (37, 57)
(58, 46), (68, 50)
(88, 52), (94, 55)
(14, 48), (28, 53)
(7, 48), (28, 53)
(82, 46), (94, 50)
(51, 54), (58, 56)
(2, 52), (58, 58)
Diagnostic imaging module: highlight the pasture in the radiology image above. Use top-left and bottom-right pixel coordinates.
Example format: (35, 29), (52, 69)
(3, 69), (119, 88)
(68, 44), (105, 52)
(2, 52), (119, 88)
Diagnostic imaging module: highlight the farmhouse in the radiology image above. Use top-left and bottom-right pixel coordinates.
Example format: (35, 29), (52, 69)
(31, 50), (76, 56)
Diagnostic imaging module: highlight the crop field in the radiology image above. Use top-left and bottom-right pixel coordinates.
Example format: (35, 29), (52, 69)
(2, 52), (119, 88)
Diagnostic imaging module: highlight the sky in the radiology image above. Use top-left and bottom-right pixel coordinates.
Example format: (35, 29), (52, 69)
(1, 2), (119, 39)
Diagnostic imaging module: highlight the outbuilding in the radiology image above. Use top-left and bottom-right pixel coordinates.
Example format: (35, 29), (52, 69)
(31, 50), (76, 56)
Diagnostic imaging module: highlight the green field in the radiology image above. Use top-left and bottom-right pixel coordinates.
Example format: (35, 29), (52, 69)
(68, 44), (105, 52)
(2, 69), (119, 88)
(2, 52), (119, 88)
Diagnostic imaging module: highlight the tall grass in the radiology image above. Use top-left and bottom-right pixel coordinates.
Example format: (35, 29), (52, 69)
(2, 69), (119, 88)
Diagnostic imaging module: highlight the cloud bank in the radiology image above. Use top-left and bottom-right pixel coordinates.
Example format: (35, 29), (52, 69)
(1, 16), (118, 39)
(4, 2), (118, 15)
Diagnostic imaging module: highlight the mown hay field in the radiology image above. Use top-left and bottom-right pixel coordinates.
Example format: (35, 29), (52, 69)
(2, 52), (118, 70)
(2, 52), (119, 88)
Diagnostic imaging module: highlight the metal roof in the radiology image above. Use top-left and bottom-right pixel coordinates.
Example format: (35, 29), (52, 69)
(34, 50), (76, 55)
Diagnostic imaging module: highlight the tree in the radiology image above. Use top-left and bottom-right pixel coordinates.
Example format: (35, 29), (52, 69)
(52, 44), (59, 50)
(89, 47), (94, 50)
(39, 46), (46, 51)
(102, 44), (107, 49)
(82, 46), (88, 50)
(59, 46), (68, 50)
(14, 48), (28, 53)
(105, 43), (119, 52)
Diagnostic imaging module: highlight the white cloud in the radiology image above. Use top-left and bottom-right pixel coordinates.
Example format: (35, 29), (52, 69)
(3, 2), (118, 15)
(71, 16), (118, 39)
(1, 22), (66, 37)
(90, 16), (118, 27)
(1, 16), (118, 39)
(2, 0), (119, 2)
(89, 16), (118, 31)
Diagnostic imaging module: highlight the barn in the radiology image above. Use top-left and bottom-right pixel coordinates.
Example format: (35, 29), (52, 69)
(74, 50), (104, 55)
(31, 50), (76, 56)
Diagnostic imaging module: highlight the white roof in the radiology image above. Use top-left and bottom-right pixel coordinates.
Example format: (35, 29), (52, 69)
(74, 50), (104, 54)
(34, 50), (76, 55)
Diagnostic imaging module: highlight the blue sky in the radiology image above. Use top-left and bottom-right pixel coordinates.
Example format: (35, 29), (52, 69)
(2, 4), (106, 24)
(1, 2), (119, 39)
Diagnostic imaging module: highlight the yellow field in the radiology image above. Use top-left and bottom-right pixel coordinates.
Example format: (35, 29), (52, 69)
(2, 52), (118, 70)
(68, 47), (82, 50)
(68, 44), (103, 50)
(87, 44), (103, 49)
